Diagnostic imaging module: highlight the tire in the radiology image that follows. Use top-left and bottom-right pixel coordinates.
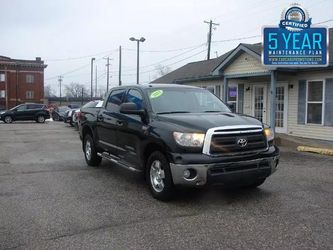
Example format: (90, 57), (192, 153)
(4, 116), (13, 124)
(69, 120), (74, 127)
(83, 134), (102, 166)
(53, 112), (60, 121)
(243, 178), (266, 189)
(36, 115), (45, 123)
(146, 151), (175, 201)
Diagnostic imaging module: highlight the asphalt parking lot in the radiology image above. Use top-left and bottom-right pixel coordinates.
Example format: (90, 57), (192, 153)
(0, 122), (332, 249)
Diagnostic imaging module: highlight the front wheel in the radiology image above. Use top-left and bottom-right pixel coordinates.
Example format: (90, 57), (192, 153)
(4, 116), (13, 123)
(146, 151), (175, 201)
(83, 134), (102, 167)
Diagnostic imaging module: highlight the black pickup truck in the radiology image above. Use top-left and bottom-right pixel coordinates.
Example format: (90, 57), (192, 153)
(79, 84), (279, 200)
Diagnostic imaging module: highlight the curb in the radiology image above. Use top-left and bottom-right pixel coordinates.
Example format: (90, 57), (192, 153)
(297, 146), (333, 156)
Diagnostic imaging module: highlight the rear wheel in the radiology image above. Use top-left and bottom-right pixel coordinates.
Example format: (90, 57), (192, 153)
(146, 151), (175, 201)
(36, 115), (45, 123)
(83, 134), (102, 166)
(4, 116), (13, 124)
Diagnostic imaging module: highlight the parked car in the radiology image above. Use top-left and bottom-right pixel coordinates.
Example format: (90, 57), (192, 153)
(52, 106), (71, 121)
(78, 100), (103, 132)
(63, 109), (75, 126)
(79, 84), (279, 201)
(0, 103), (50, 123)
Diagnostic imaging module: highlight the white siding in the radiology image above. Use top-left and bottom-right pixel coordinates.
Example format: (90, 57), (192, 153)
(286, 70), (333, 141)
(224, 52), (268, 75)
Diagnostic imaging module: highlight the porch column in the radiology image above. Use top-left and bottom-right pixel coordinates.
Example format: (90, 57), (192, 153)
(223, 77), (228, 103)
(270, 71), (277, 132)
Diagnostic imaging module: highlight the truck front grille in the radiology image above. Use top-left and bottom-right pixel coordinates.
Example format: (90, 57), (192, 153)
(202, 125), (268, 156)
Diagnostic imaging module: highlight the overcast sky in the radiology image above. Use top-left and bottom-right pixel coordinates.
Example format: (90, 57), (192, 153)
(1, 0), (332, 95)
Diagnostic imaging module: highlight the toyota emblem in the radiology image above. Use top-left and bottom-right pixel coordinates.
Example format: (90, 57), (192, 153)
(237, 138), (248, 147)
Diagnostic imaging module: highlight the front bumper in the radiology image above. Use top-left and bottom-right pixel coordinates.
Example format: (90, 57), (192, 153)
(169, 146), (279, 187)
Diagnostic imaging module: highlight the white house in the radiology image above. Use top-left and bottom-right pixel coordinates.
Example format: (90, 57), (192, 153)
(151, 28), (333, 141)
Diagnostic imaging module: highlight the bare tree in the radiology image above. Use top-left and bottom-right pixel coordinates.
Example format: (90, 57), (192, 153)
(44, 84), (55, 97)
(154, 64), (172, 78)
(64, 82), (89, 98)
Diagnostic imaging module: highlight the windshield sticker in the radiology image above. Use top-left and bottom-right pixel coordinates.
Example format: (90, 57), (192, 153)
(150, 90), (163, 99)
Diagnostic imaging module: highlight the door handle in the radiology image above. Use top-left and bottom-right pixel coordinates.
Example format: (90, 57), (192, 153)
(116, 120), (123, 126)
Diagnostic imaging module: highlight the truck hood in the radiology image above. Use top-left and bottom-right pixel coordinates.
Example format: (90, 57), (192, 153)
(156, 112), (263, 132)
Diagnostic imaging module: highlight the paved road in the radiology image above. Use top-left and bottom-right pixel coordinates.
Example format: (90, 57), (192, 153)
(0, 122), (332, 249)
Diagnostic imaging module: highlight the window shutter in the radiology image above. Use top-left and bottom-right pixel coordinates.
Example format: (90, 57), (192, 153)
(324, 78), (333, 126)
(237, 84), (244, 114)
(297, 80), (306, 124)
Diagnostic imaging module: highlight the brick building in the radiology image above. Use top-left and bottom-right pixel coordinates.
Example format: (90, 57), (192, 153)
(0, 56), (47, 110)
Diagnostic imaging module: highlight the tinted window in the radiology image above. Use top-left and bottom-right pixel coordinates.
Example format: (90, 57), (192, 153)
(27, 104), (43, 110)
(106, 89), (125, 112)
(126, 89), (143, 110)
(17, 105), (27, 111)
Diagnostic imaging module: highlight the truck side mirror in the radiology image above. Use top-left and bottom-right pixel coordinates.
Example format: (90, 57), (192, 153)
(120, 102), (145, 116)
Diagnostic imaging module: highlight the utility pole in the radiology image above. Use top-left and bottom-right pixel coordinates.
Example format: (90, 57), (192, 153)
(119, 46), (122, 86)
(90, 58), (95, 100)
(204, 20), (219, 60)
(105, 57), (110, 92)
(95, 65), (97, 98)
(58, 75), (63, 105)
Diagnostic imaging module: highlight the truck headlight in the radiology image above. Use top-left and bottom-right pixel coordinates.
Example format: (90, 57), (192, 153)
(173, 132), (205, 147)
(264, 127), (274, 142)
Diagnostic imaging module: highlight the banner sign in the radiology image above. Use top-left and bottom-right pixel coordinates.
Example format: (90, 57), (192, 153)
(263, 4), (328, 67)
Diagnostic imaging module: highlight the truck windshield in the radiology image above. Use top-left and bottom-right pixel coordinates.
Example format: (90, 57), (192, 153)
(147, 88), (230, 114)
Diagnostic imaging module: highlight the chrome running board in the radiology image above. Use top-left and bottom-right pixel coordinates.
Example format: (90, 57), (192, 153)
(97, 152), (142, 173)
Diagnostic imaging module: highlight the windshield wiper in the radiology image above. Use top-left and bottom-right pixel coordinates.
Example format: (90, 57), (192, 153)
(204, 110), (222, 113)
(156, 111), (190, 114)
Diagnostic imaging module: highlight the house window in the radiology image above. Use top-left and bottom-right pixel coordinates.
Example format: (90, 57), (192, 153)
(26, 91), (34, 99)
(0, 90), (5, 98)
(0, 73), (5, 82)
(26, 74), (34, 83)
(306, 80), (324, 124)
(227, 85), (238, 113)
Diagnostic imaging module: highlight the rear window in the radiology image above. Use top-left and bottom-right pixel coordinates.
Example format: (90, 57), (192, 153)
(83, 101), (99, 108)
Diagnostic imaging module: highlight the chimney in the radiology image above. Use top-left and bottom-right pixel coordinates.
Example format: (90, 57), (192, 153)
(36, 57), (41, 62)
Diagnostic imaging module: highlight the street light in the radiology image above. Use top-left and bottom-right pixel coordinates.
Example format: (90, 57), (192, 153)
(129, 37), (145, 84)
(90, 57), (95, 100)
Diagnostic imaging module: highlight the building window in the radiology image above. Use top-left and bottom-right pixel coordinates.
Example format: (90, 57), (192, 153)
(26, 91), (34, 99)
(306, 80), (324, 125)
(0, 73), (5, 82)
(0, 90), (5, 98)
(227, 85), (238, 113)
(26, 74), (34, 83)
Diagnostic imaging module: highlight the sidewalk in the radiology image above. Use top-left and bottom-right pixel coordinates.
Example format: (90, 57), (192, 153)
(276, 133), (333, 155)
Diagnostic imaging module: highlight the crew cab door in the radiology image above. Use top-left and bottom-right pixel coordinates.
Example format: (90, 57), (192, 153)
(96, 88), (126, 156)
(116, 88), (147, 169)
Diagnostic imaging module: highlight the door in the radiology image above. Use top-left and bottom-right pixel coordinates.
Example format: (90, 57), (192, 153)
(116, 88), (146, 169)
(96, 88), (126, 156)
(14, 104), (28, 120)
(252, 85), (267, 123)
(227, 85), (238, 113)
(275, 83), (288, 133)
